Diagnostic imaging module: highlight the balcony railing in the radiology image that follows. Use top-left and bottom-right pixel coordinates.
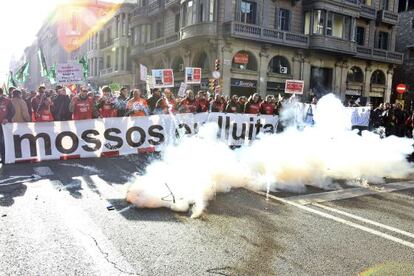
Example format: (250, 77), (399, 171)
(309, 35), (356, 54)
(148, 0), (164, 15)
(132, 6), (148, 17)
(181, 22), (217, 40)
(144, 33), (179, 51)
(165, 0), (179, 8)
(100, 39), (114, 49)
(360, 5), (376, 19)
(223, 21), (308, 49)
(100, 67), (113, 76)
(356, 46), (403, 64)
(377, 9), (398, 25)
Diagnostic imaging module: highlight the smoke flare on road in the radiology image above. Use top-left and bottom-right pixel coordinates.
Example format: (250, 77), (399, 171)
(126, 94), (414, 217)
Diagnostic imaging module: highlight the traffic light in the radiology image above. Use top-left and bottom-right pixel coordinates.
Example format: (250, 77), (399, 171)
(215, 59), (220, 71)
(209, 79), (216, 92)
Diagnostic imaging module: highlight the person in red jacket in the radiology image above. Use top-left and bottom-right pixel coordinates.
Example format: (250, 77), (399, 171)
(177, 90), (197, 113)
(196, 91), (209, 113)
(210, 94), (225, 112)
(36, 92), (54, 122)
(156, 88), (176, 114)
(97, 86), (117, 118)
(0, 87), (15, 163)
(70, 87), (95, 120)
(260, 95), (275, 115)
(244, 93), (261, 114)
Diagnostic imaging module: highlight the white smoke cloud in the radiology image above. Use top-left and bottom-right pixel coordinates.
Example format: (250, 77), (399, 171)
(126, 94), (414, 217)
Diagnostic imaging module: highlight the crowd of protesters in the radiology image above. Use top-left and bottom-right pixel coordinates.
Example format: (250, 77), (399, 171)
(0, 85), (285, 125)
(2, 84), (414, 162)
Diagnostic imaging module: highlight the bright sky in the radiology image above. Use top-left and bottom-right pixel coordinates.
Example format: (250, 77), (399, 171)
(0, 0), (128, 84)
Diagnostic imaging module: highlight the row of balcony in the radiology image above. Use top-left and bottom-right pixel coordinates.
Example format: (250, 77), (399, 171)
(92, 20), (402, 65)
(223, 21), (403, 64)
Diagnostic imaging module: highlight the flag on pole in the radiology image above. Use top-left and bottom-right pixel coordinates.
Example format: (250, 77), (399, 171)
(14, 62), (30, 83)
(38, 47), (48, 77)
(78, 56), (89, 78)
(7, 71), (17, 91)
(48, 64), (57, 84)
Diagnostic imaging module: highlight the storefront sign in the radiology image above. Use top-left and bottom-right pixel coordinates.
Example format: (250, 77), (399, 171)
(231, 78), (257, 88)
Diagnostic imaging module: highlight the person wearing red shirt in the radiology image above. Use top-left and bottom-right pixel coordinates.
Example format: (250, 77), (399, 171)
(70, 87), (95, 120)
(31, 85), (54, 122)
(156, 88), (176, 114)
(177, 90), (197, 113)
(260, 95), (275, 115)
(97, 86), (117, 118)
(196, 91), (209, 113)
(0, 87), (15, 163)
(244, 93), (261, 114)
(210, 94), (225, 112)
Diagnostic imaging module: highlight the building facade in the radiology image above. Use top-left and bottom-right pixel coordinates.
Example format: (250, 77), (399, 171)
(393, 0), (414, 108)
(122, 0), (403, 105)
(86, 3), (135, 89)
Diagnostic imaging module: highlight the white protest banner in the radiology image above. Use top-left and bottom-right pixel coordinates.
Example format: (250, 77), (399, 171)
(140, 64), (148, 82)
(285, 80), (304, 94)
(56, 63), (84, 84)
(185, 67), (202, 84)
(146, 75), (154, 91)
(3, 113), (279, 164)
(350, 106), (371, 127)
(178, 82), (187, 97)
(152, 69), (174, 88)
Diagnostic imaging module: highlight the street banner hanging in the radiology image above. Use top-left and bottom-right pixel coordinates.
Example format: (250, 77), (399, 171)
(56, 62), (84, 84)
(285, 80), (304, 94)
(140, 64), (148, 82)
(185, 67), (202, 84)
(2, 113), (279, 164)
(152, 69), (174, 88)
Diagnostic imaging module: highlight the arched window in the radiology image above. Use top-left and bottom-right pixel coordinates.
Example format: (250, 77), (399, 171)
(193, 52), (209, 70)
(371, 70), (386, 85)
(268, 55), (291, 75)
(232, 51), (258, 71)
(347, 66), (364, 83)
(171, 56), (184, 72)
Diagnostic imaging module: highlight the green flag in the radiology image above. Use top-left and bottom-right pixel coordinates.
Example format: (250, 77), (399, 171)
(48, 64), (57, 85)
(38, 48), (48, 77)
(15, 62), (30, 83)
(79, 56), (89, 79)
(7, 71), (17, 90)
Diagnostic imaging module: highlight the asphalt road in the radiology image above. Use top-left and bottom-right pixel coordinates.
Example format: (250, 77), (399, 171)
(1, 155), (414, 276)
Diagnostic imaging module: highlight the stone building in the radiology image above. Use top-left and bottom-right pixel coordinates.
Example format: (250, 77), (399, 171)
(86, 2), (136, 89)
(393, 0), (414, 108)
(119, 0), (403, 105)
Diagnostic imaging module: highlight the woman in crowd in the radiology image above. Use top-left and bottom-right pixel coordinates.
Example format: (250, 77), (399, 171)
(11, 89), (31, 123)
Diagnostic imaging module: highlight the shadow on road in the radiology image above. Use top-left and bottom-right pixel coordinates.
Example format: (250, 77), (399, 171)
(0, 183), (27, 207)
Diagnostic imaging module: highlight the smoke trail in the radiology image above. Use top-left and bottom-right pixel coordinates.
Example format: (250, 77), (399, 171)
(126, 94), (414, 217)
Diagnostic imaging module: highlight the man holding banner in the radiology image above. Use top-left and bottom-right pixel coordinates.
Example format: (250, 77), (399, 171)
(0, 87), (15, 163)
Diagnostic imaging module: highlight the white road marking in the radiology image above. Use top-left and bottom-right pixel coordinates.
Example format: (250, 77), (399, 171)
(283, 181), (414, 205)
(313, 203), (414, 240)
(256, 191), (414, 250)
(0, 175), (41, 186)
